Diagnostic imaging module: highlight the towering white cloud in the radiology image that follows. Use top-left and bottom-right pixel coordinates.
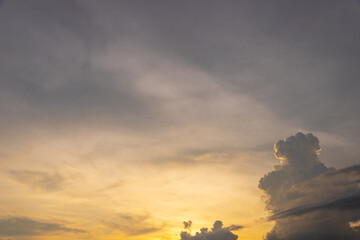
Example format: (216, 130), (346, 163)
(259, 133), (360, 240)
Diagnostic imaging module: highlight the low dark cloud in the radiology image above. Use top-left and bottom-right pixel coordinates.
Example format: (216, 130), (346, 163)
(270, 193), (360, 221)
(9, 170), (64, 192)
(180, 220), (242, 240)
(0, 216), (84, 236)
(183, 220), (192, 230)
(270, 164), (360, 221)
(259, 133), (360, 240)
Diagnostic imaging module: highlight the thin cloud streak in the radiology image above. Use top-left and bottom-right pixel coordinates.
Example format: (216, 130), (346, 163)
(0, 217), (85, 236)
(269, 193), (360, 221)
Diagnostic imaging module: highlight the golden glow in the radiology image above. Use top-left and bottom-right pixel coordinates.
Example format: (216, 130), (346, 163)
(0, 128), (274, 240)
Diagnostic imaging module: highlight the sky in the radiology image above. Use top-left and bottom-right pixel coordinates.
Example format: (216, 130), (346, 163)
(0, 1), (359, 240)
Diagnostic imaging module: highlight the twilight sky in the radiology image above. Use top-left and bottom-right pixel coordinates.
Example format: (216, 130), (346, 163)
(0, 1), (359, 240)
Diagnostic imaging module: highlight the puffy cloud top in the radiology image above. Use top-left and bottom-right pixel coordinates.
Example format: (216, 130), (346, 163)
(274, 132), (321, 169)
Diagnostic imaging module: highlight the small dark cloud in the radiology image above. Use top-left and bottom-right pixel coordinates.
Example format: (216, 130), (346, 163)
(183, 220), (192, 230)
(259, 133), (360, 240)
(180, 220), (242, 240)
(0, 216), (85, 236)
(9, 170), (64, 192)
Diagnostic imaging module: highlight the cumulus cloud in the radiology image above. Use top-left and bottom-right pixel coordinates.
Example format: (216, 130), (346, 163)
(259, 132), (360, 240)
(0, 216), (84, 236)
(180, 220), (242, 240)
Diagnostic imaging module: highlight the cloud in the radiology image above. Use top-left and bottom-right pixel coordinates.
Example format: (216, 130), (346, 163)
(9, 170), (64, 192)
(103, 213), (163, 236)
(259, 132), (360, 240)
(0, 0), (359, 176)
(180, 220), (242, 240)
(95, 181), (123, 193)
(269, 193), (360, 221)
(183, 220), (192, 230)
(269, 164), (360, 221)
(0, 216), (84, 236)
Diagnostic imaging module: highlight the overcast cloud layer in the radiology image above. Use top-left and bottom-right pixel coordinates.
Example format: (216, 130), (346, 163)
(1, 1), (360, 149)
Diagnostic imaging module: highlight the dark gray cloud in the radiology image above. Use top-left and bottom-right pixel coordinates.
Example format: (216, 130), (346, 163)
(9, 170), (64, 192)
(93, 0), (360, 141)
(180, 220), (242, 240)
(0, 216), (84, 236)
(259, 133), (360, 240)
(183, 220), (192, 230)
(0, 0), (359, 149)
(0, 0), (359, 172)
(0, 0), (166, 137)
(269, 193), (360, 221)
(258, 133), (331, 212)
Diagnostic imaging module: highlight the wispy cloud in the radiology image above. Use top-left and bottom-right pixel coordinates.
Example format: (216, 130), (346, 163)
(269, 193), (360, 221)
(103, 213), (164, 236)
(9, 170), (64, 192)
(0, 216), (85, 236)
